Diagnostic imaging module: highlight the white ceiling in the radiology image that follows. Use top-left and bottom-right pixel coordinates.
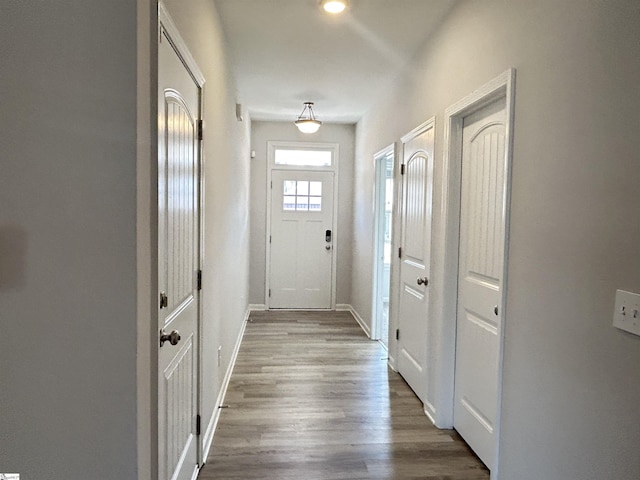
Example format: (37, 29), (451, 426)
(214, 0), (457, 123)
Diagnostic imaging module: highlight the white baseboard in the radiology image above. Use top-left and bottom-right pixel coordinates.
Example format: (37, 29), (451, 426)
(424, 401), (437, 426)
(201, 306), (250, 461)
(248, 303), (267, 311)
(387, 354), (397, 372)
(336, 303), (371, 338)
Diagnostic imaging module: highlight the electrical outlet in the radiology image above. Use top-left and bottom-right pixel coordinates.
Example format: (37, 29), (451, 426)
(613, 289), (640, 336)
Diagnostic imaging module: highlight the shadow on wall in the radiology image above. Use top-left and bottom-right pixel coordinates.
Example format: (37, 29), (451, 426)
(0, 225), (27, 290)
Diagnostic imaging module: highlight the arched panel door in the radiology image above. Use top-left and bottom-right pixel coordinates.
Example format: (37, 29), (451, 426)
(396, 120), (434, 404)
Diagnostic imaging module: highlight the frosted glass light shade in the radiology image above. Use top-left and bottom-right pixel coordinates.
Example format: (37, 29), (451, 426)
(295, 119), (322, 134)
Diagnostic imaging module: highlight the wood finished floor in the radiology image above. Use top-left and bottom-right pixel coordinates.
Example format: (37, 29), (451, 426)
(199, 310), (489, 480)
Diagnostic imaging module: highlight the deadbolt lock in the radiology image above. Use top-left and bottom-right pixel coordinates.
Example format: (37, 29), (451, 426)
(160, 292), (168, 309)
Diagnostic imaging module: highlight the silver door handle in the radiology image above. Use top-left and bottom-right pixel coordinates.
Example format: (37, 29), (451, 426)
(160, 329), (181, 347)
(416, 277), (428, 286)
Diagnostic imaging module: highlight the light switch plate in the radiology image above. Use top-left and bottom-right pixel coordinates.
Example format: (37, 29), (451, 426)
(613, 289), (640, 336)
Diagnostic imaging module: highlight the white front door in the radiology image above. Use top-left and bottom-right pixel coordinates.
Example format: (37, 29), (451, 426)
(396, 120), (435, 403)
(158, 22), (200, 480)
(269, 170), (334, 309)
(454, 96), (508, 470)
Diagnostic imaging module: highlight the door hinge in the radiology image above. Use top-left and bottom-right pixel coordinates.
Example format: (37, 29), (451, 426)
(197, 269), (202, 291)
(197, 119), (204, 141)
(269, 235), (272, 244)
(398, 247), (402, 258)
(400, 164), (405, 175)
(268, 289), (271, 297)
(396, 329), (400, 340)
(196, 414), (201, 436)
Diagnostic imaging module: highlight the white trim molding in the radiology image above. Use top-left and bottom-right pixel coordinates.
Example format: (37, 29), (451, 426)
(337, 304), (371, 338)
(400, 117), (436, 144)
(371, 143), (396, 345)
(158, 3), (205, 87)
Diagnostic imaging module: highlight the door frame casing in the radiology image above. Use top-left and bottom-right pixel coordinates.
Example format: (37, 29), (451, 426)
(265, 141), (340, 310)
(371, 143), (395, 346)
(438, 69), (516, 478)
(387, 141), (403, 370)
(157, 2), (206, 473)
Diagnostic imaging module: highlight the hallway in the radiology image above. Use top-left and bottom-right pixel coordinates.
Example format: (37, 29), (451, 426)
(199, 310), (489, 479)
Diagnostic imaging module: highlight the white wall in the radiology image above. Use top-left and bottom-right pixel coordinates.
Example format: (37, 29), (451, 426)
(249, 121), (354, 307)
(162, 0), (252, 460)
(0, 1), (251, 478)
(352, 1), (640, 478)
(0, 1), (138, 478)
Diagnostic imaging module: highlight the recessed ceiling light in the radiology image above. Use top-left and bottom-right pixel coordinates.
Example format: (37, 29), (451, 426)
(321, 0), (347, 14)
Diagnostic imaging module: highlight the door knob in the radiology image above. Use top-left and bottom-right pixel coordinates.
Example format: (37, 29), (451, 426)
(160, 329), (181, 347)
(416, 277), (428, 286)
(494, 305), (499, 316)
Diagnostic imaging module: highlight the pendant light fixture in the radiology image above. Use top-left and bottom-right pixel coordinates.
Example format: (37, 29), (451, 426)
(321, 0), (347, 14)
(294, 102), (322, 134)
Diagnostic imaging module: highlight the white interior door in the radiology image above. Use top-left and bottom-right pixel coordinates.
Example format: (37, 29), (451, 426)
(269, 170), (334, 309)
(396, 121), (434, 403)
(454, 97), (507, 470)
(158, 24), (200, 480)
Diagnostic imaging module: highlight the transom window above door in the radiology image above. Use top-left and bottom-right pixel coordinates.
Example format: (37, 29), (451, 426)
(274, 149), (332, 167)
(268, 141), (338, 172)
(283, 180), (322, 211)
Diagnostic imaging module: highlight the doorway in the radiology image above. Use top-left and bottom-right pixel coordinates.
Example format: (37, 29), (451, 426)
(395, 119), (435, 404)
(441, 69), (516, 474)
(158, 5), (206, 480)
(372, 145), (395, 349)
(266, 142), (339, 309)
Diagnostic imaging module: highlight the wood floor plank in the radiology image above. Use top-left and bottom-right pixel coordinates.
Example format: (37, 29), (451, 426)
(201, 310), (489, 479)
